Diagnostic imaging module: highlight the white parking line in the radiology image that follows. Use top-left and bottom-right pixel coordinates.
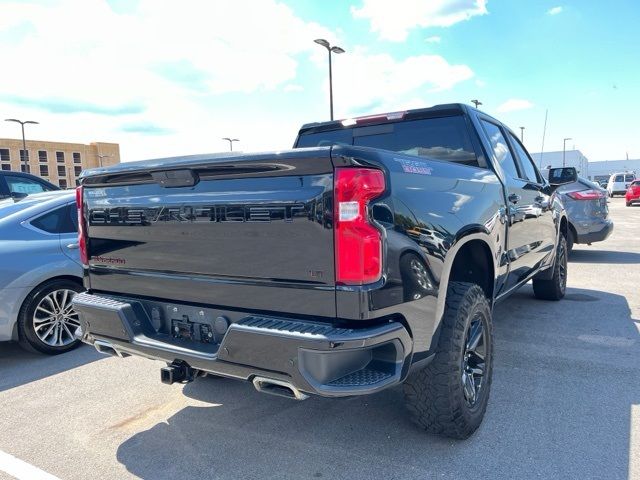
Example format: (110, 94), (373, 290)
(0, 450), (61, 480)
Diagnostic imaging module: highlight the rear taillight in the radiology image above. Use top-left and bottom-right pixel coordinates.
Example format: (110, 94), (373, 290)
(567, 189), (605, 200)
(75, 186), (88, 265)
(334, 168), (385, 285)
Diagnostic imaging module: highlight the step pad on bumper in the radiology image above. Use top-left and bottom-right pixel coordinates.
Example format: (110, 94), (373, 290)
(327, 368), (393, 387)
(238, 316), (352, 336)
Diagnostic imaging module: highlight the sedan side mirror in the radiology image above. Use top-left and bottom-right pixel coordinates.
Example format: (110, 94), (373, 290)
(548, 167), (577, 186)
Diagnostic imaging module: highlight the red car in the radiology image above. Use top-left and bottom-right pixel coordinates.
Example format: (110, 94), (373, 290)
(626, 180), (640, 206)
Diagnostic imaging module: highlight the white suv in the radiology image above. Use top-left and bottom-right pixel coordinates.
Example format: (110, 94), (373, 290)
(607, 172), (636, 197)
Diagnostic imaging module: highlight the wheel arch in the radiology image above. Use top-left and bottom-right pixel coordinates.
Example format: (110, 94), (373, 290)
(13, 274), (84, 341)
(433, 232), (497, 337)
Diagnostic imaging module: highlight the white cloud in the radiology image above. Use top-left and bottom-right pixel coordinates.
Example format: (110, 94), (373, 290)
(351, 0), (488, 42)
(0, 0), (476, 160)
(330, 48), (474, 116)
(547, 6), (563, 15)
(496, 99), (534, 113)
(475, 79), (487, 88)
(283, 84), (304, 92)
(0, 0), (335, 159)
(425, 36), (441, 43)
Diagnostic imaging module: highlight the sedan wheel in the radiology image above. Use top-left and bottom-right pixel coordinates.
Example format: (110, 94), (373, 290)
(18, 279), (83, 355)
(33, 289), (80, 347)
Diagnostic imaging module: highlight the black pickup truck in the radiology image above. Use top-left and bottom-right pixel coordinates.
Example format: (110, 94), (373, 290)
(73, 104), (576, 438)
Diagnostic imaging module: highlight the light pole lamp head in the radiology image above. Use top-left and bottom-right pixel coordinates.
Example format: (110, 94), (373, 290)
(331, 46), (345, 54)
(314, 38), (330, 49)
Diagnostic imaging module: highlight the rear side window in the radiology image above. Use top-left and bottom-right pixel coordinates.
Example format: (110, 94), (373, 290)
(625, 174), (635, 182)
(481, 121), (519, 180)
(508, 133), (540, 183)
(296, 116), (480, 167)
(30, 204), (77, 234)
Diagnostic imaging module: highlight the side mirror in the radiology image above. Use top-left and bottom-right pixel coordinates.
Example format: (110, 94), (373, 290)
(548, 167), (577, 186)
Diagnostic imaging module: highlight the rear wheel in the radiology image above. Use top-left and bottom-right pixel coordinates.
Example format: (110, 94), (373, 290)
(18, 279), (83, 355)
(626, 201), (631, 207)
(403, 282), (493, 439)
(532, 235), (567, 301)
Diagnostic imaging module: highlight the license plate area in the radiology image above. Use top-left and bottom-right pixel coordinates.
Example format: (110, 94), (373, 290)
(171, 317), (216, 344)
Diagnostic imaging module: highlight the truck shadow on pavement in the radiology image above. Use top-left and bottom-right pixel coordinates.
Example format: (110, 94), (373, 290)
(0, 343), (103, 392)
(116, 286), (639, 480)
(570, 249), (640, 264)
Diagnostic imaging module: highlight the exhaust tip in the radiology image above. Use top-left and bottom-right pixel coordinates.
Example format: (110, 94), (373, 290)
(252, 376), (308, 401)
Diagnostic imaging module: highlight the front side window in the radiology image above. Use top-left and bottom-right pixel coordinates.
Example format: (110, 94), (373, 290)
(625, 174), (635, 182)
(615, 175), (624, 182)
(481, 121), (519, 180)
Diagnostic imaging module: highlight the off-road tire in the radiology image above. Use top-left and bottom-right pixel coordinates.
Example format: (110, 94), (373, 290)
(18, 279), (83, 355)
(532, 235), (567, 301)
(403, 282), (493, 439)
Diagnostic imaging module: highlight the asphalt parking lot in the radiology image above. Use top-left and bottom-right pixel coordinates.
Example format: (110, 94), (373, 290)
(1, 197), (638, 480)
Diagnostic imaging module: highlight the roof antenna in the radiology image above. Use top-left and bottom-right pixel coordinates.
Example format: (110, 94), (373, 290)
(539, 109), (548, 168)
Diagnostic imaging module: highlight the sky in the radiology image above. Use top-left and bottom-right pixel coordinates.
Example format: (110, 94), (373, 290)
(0, 0), (638, 162)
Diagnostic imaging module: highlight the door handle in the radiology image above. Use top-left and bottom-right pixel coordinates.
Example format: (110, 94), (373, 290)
(508, 193), (521, 204)
(66, 243), (79, 249)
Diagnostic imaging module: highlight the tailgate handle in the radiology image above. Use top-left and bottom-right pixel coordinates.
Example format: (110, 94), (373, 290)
(151, 169), (199, 188)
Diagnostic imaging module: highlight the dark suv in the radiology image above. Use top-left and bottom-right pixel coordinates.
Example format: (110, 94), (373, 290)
(0, 171), (60, 200)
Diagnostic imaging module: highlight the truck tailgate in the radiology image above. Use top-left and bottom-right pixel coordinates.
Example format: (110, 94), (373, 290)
(82, 150), (336, 317)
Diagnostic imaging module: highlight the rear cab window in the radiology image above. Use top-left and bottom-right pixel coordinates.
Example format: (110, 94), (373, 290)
(296, 115), (482, 168)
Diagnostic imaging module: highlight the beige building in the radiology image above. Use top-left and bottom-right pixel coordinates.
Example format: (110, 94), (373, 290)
(0, 139), (120, 188)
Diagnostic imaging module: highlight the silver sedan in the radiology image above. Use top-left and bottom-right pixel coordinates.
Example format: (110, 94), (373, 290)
(0, 190), (84, 354)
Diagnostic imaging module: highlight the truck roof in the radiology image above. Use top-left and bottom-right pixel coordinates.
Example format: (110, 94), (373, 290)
(297, 103), (473, 135)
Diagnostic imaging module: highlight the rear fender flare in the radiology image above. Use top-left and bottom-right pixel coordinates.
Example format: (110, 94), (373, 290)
(432, 231), (497, 337)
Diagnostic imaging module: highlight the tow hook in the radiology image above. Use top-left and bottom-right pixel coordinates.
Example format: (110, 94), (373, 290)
(160, 360), (199, 385)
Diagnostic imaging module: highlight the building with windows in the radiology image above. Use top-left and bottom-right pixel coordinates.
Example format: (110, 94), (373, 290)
(529, 150), (590, 178)
(0, 139), (120, 188)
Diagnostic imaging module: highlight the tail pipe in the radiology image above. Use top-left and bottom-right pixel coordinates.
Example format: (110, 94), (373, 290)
(252, 376), (308, 400)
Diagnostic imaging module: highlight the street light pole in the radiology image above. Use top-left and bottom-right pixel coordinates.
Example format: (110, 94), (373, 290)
(5, 118), (39, 173)
(519, 127), (525, 142)
(222, 137), (239, 151)
(471, 99), (482, 109)
(563, 137), (572, 167)
(314, 39), (345, 121)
